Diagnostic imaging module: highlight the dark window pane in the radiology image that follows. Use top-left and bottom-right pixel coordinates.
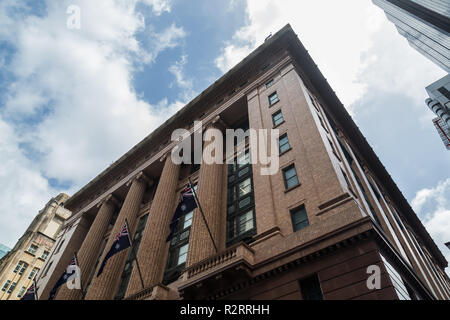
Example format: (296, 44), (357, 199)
(291, 206), (309, 232)
(300, 274), (323, 300)
(268, 92), (279, 106)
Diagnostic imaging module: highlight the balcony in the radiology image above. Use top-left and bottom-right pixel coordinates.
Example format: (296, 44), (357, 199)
(179, 242), (255, 299)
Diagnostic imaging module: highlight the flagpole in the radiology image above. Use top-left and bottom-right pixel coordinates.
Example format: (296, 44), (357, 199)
(125, 218), (145, 290)
(74, 251), (84, 297)
(188, 177), (218, 253)
(33, 277), (38, 301)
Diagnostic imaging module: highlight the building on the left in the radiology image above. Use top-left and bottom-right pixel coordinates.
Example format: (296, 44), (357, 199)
(0, 193), (71, 300)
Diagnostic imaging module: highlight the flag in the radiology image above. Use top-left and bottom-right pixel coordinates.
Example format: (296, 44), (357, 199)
(166, 185), (198, 242)
(21, 283), (36, 301)
(97, 222), (131, 277)
(48, 255), (78, 300)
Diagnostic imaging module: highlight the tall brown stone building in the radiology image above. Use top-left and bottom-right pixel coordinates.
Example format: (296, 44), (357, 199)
(36, 25), (450, 300)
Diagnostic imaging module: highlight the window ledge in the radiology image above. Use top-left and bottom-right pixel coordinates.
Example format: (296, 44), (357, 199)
(284, 183), (301, 193)
(273, 120), (285, 129)
(279, 147), (292, 157)
(269, 99), (280, 107)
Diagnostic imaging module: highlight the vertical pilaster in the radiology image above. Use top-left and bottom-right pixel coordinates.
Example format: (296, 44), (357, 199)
(56, 195), (119, 300)
(186, 119), (225, 267)
(125, 155), (180, 297)
(84, 172), (148, 300)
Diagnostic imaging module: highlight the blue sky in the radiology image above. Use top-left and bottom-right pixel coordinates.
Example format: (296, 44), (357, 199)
(0, 0), (449, 273)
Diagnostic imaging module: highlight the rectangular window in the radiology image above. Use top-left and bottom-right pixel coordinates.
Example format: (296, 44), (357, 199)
(318, 114), (329, 132)
(42, 261), (53, 278)
(18, 263), (28, 275)
(268, 92), (279, 106)
(228, 210), (255, 240)
(55, 239), (65, 254)
(227, 150), (256, 246)
(2, 280), (11, 292)
(28, 268), (39, 280)
(28, 244), (38, 255)
(300, 274), (323, 300)
(13, 262), (22, 273)
(266, 79), (274, 88)
(41, 251), (49, 260)
(17, 286), (26, 298)
(272, 110), (284, 127)
(163, 184), (197, 286)
(115, 213), (149, 300)
(7, 282), (17, 294)
(279, 133), (291, 154)
(283, 165), (299, 189)
(291, 205), (309, 232)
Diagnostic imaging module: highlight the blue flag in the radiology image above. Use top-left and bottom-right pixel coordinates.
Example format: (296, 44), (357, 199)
(48, 255), (77, 300)
(97, 222), (131, 277)
(166, 185), (198, 242)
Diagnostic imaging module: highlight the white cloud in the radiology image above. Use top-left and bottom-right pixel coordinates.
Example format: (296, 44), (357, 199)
(0, 0), (186, 246)
(412, 179), (450, 276)
(169, 54), (196, 101)
(141, 0), (172, 16)
(215, 0), (380, 107)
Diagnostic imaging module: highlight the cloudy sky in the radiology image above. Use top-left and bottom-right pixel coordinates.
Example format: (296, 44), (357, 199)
(0, 0), (448, 273)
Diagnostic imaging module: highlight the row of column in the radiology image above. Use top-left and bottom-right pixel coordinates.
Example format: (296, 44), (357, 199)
(56, 123), (225, 300)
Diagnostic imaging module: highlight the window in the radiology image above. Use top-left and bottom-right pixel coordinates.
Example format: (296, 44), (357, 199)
(228, 210), (255, 240)
(2, 280), (11, 292)
(42, 261), (53, 278)
(18, 263), (28, 275)
(13, 262), (23, 273)
(268, 92), (279, 106)
(266, 79), (274, 88)
(163, 185), (197, 285)
(227, 150), (256, 246)
(28, 268), (39, 280)
(300, 274), (323, 300)
(7, 282), (17, 294)
(381, 255), (411, 300)
(163, 216), (192, 284)
(279, 133), (291, 154)
(272, 110), (284, 127)
(27, 244), (38, 255)
(41, 250), (49, 260)
(327, 137), (339, 159)
(341, 168), (354, 195)
(17, 286), (27, 298)
(283, 165), (299, 190)
(317, 114), (329, 132)
(55, 239), (65, 254)
(115, 213), (149, 300)
(291, 205), (309, 232)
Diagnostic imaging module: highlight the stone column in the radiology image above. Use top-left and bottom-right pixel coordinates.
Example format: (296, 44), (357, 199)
(125, 155), (180, 297)
(56, 194), (119, 300)
(84, 172), (149, 300)
(186, 118), (226, 267)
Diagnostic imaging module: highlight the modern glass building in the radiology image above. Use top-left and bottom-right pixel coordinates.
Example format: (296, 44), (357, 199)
(426, 74), (450, 150)
(0, 244), (10, 260)
(373, 0), (450, 72)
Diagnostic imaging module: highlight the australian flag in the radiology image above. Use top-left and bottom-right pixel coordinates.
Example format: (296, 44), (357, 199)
(48, 255), (78, 300)
(97, 222), (131, 277)
(166, 185), (198, 242)
(21, 283), (36, 301)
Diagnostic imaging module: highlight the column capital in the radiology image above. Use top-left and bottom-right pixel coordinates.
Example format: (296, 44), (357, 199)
(207, 115), (228, 131)
(96, 194), (121, 209)
(126, 171), (152, 187)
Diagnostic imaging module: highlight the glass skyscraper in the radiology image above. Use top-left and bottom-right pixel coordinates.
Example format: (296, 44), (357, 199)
(373, 0), (450, 72)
